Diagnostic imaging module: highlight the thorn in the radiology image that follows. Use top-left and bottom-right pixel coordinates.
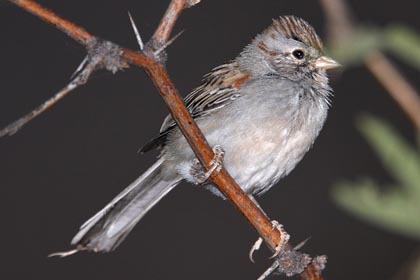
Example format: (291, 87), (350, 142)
(128, 11), (144, 50)
(294, 237), (311, 251)
(186, 0), (201, 8)
(70, 56), (89, 80)
(154, 29), (184, 56)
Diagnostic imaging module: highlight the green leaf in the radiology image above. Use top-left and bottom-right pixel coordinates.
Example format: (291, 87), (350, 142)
(332, 115), (420, 240)
(333, 179), (420, 240)
(327, 27), (384, 67)
(385, 24), (420, 70)
(356, 115), (420, 195)
(327, 24), (420, 70)
(417, 133), (420, 151)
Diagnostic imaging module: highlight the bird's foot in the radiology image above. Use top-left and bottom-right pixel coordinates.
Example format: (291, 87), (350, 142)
(269, 221), (290, 259)
(249, 220), (290, 263)
(190, 145), (225, 184)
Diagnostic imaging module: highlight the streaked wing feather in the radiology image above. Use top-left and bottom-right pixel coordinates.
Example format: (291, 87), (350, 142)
(160, 63), (248, 133)
(139, 63), (249, 153)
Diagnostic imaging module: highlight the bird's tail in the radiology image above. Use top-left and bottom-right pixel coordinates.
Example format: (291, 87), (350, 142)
(71, 158), (181, 252)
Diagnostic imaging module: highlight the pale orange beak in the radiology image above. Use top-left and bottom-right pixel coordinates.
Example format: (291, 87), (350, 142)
(314, 56), (340, 70)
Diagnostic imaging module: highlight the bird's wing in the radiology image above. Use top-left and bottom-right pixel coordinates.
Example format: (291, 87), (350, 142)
(139, 63), (250, 153)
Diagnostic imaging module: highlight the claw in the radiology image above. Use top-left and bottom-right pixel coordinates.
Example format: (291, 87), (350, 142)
(204, 145), (224, 178)
(48, 248), (80, 258)
(48, 245), (89, 258)
(268, 221), (290, 259)
(249, 220), (290, 263)
(191, 145), (225, 184)
(249, 237), (263, 263)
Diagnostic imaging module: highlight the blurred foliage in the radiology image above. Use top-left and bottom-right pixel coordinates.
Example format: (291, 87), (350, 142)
(332, 115), (420, 241)
(385, 25), (420, 70)
(329, 24), (420, 69)
(413, 259), (420, 280)
(328, 27), (383, 66)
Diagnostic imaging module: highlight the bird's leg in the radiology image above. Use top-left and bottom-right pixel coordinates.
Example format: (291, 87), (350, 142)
(190, 145), (225, 184)
(248, 194), (290, 263)
(248, 194), (268, 217)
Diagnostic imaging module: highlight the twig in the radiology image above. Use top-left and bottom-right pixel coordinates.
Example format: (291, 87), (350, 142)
(258, 261), (280, 280)
(0, 78), (78, 137)
(0, 39), (127, 136)
(318, 0), (353, 43)
(5, 0), (325, 278)
(392, 247), (420, 280)
(365, 52), (420, 130)
(151, 0), (198, 46)
(10, 0), (92, 45)
(319, 0), (420, 131)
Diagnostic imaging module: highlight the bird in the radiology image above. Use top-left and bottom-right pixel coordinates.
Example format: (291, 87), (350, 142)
(68, 15), (339, 253)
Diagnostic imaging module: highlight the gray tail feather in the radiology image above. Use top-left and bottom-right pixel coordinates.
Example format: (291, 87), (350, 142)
(71, 159), (181, 252)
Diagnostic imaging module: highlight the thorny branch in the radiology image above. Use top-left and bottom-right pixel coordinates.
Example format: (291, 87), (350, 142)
(0, 40), (128, 137)
(320, 0), (420, 131)
(4, 0), (326, 279)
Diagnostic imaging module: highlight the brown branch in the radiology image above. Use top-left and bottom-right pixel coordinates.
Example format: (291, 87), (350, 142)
(6, 0), (324, 278)
(151, 0), (198, 45)
(11, 0), (93, 45)
(0, 61), (85, 137)
(365, 52), (420, 130)
(300, 258), (327, 280)
(319, 0), (353, 43)
(320, 0), (420, 131)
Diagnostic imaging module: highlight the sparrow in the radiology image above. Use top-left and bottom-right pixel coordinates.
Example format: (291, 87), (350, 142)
(69, 15), (339, 253)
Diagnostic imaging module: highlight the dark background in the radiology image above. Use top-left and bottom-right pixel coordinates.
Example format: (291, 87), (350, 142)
(1, 0), (419, 279)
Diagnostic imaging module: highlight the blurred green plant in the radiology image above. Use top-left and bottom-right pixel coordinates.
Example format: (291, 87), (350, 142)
(329, 24), (420, 69)
(332, 115), (420, 241)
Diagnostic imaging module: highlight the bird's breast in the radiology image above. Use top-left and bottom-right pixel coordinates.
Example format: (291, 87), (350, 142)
(164, 82), (328, 196)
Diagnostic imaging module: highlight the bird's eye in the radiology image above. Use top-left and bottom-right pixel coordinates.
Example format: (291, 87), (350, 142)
(292, 50), (305, 60)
